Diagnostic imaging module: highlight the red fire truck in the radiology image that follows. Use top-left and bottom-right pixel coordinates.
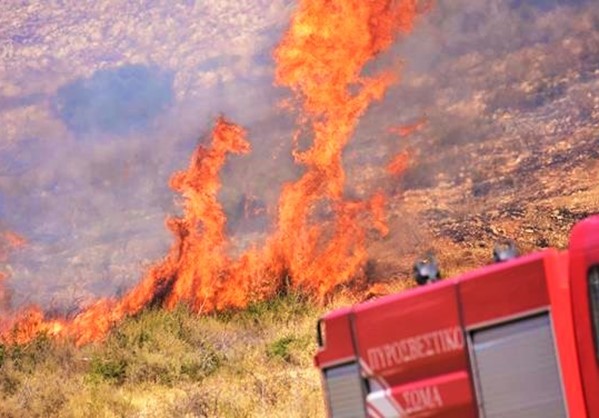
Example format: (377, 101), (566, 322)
(315, 215), (599, 417)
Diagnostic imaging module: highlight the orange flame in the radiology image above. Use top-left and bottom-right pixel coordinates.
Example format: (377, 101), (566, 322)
(0, 0), (424, 345)
(0, 230), (26, 263)
(388, 115), (427, 138)
(270, 0), (418, 299)
(387, 150), (410, 176)
(0, 230), (26, 314)
(1, 117), (274, 345)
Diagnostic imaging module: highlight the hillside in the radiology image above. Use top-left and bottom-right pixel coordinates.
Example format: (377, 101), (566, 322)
(0, 294), (333, 417)
(0, 166), (596, 417)
(0, 0), (597, 416)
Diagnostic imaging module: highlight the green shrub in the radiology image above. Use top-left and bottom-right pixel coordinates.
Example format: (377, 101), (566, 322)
(89, 356), (127, 383)
(84, 306), (222, 387)
(267, 336), (295, 362)
(221, 292), (316, 327)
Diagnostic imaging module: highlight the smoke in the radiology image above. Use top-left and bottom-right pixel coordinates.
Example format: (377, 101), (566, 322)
(0, 1), (297, 312)
(0, 0), (597, 318)
(347, 0), (598, 193)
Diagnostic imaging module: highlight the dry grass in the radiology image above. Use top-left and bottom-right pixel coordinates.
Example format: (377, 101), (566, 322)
(0, 294), (327, 418)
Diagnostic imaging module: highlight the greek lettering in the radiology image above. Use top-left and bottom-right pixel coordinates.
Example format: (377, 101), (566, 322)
(402, 385), (443, 413)
(366, 327), (464, 371)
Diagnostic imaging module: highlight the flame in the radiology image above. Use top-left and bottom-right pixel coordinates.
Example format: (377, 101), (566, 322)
(3, 231), (26, 249)
(0, 230), (26, 314)
(0, 0), (424, 345)
(387, 150), (410, 176)
(0, 230), (26, 263)
(388, 115), (427, 138)
(270, 0), (418, 299)
(1, 117), (273, 345)
(0, 229), (63, 343)
(387, 116), (426, 176)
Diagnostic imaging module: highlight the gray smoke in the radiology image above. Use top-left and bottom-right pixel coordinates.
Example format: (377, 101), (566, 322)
(0, 0), (596, 311)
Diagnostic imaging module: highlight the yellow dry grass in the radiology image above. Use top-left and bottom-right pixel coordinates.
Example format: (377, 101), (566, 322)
(0, 294), (328, 418)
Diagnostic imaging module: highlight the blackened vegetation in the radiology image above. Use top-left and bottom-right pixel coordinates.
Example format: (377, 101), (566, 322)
(425, 205), (591, 251)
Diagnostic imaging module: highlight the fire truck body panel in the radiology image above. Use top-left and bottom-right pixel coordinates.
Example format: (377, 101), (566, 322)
(460, 251), (569, 418)
(355, 280), (475, 417)
(569, 216), (599, 416)
(354, 280), (467, 387)
(316, 307), (355, 368)
(315, 215), (599, 417)
(367, 371), (475, 418)
(458, 252), (550, 327)
(544, 250), (587, 418)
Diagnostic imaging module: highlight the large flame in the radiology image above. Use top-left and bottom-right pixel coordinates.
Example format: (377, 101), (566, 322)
(0, 0), (421, 345)
(270, 0), (417, 298)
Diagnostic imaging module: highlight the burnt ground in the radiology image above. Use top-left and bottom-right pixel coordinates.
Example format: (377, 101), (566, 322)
(364, 128), (598, 287)
(355, 4), (599, 285)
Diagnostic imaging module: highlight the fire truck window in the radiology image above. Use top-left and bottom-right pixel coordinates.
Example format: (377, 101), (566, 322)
(589, 266), (599, 360)
(317, 319), (326, 347)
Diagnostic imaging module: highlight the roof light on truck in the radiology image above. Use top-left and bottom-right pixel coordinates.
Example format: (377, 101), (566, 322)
(413, 252), (441, 286)
(315, 215), (599, 418)
(317, 319), (326, 348)
(492, 240), (518, 263)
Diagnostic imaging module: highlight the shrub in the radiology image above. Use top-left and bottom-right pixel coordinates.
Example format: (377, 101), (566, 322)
(89, 356), (127, 383)
(84, 306), (222, 386)
(267, 336), (295, 362)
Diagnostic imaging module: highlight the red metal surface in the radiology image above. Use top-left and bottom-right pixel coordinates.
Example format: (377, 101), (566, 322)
(314, 306), (356, 368)
(315, 216), (599, 418)
(544, 250), (588, 417)
(459, 252), (550, 327)
(569, 215), (599, 417)
(386, 371), (476, 418)
(353, 280), (468, 387)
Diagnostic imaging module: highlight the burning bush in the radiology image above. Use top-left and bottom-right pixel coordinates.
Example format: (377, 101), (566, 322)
(0, 0), (424, 346)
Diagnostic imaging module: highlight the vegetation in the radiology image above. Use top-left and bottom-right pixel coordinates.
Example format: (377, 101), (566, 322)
(0, 293), (336, 418)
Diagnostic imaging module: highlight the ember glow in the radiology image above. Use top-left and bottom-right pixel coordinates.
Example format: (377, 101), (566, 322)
(0, 231), (26, 263)
(0, 230), (26, 313)
(0, 0), (422, 345)
(389, 116), (427, 138)
(387, 150), (411, 176)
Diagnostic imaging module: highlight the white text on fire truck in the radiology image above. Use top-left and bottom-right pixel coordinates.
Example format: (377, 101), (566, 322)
(367, 326), (464, 370)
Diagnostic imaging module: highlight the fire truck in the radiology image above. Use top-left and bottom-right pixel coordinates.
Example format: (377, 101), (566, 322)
(314, 215), (599, 417)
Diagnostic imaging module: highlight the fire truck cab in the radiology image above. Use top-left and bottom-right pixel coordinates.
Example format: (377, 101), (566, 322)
(314, 215), (599, 417)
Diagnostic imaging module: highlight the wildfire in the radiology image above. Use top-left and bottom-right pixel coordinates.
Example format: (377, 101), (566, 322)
(1, 117), (278, 345)
(271, 0), (417, 298)
(0, 0), (424, 345)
